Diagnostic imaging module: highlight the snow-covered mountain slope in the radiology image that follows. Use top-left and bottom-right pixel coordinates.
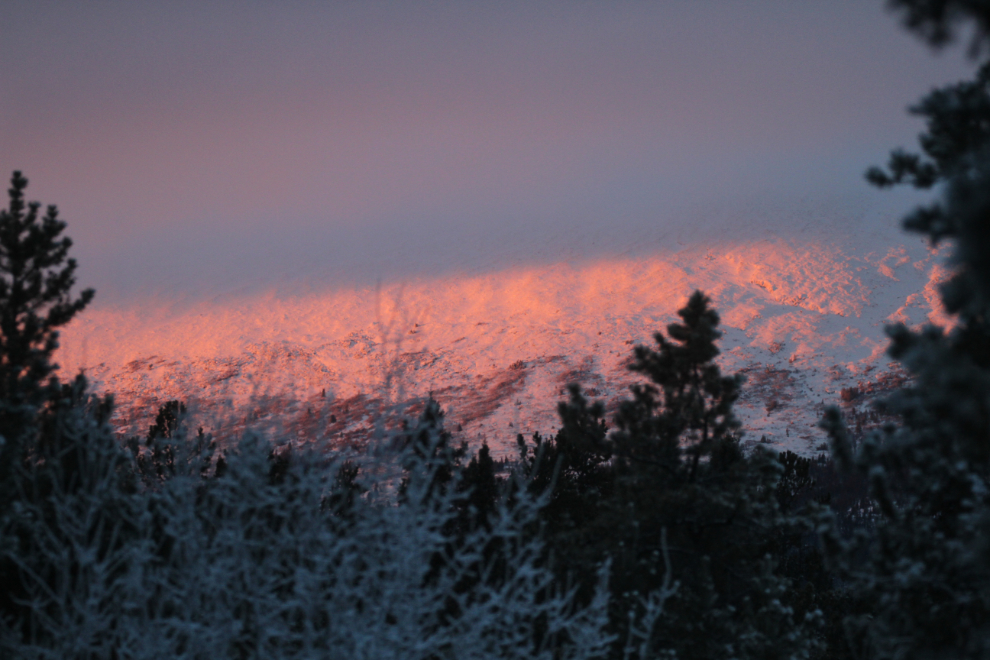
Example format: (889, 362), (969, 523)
(57, 223), (950, 458)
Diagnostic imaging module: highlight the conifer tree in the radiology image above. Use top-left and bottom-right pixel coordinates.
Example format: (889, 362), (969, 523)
(142, 400), (184, 481)
(518, 384), (612, 536)
(398, 397), (467, 505)
(613, 290), (743, 479)
(0, 171), (94, 503)
(820, 3), (990, 657)
(522, 291), (819, 659)
(0, 171), (93, 420)
(514, 386), (614, 613)
(459, 441), (500, 530)
(0, 173), (110, 646)
(606, 291), (816, 659)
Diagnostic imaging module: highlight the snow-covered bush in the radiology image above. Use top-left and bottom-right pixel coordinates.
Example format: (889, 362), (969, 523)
(1, 392), (614, 659)
(0, 378), (144, 658)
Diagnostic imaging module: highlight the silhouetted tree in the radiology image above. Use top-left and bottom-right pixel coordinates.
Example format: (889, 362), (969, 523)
(0, 172), (101, 640)
(459, 441), (500, 530)
(142, 400), (185, 481)
(603, 291), (818, 659)
(518, 385), (612, 535)
(820, 3), (990, 658)
(513, 386), (614, 615)
(520, 292), (819, 659)
(0, 171), (94, 496)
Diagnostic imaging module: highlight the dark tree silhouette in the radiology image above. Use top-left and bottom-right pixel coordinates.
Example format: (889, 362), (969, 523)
(519, 291), (820, 659)
(141, 400), (185, 482)
(459, 441), (500, 530)
(605, 291), (815, 660)
(0, 170), (94, 497)
(820, 3), (990, 658)
(518, 384), (612, 536)
(398, 397), (467, 504)
(0, 171), (93, 411)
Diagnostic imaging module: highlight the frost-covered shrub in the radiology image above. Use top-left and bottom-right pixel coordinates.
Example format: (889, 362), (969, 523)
(0, 377), (146, 657)
(1, 392), (614, 660)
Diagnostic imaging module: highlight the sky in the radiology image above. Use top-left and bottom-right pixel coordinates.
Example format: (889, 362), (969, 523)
(0, 1), (975, 306)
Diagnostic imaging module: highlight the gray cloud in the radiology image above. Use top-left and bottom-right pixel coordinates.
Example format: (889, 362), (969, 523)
(0, 1), (973, 303)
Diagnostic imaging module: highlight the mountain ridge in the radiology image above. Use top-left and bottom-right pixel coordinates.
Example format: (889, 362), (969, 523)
(59, 227), (948, 457)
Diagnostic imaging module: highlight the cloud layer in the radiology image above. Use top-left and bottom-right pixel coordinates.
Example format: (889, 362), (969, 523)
(0, 2), (972, 301)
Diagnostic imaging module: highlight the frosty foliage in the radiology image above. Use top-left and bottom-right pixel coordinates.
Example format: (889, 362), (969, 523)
(0, 392), (615, 659)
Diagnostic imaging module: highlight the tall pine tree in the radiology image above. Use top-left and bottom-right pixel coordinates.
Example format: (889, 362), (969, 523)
(608, 291), (816, 660)
(0, 172), (111, 649)
(525, 291), (820, 659)
(0, 171), (94, 499)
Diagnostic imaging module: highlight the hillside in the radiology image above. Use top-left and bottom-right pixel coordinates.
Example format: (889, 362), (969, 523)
(55, 210), (947, 459)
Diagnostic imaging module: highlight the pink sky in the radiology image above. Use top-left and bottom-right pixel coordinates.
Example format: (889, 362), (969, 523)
(0, 1), (973, 304)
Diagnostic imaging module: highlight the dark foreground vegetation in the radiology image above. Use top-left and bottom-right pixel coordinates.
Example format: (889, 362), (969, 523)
(4, 2), (990, 657)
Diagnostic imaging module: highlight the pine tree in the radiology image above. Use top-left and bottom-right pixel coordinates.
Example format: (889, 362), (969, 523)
(459, 441), (500, 530)
(521, 291), (819, 659)
(605, 290), (817, 659)
(0, 172), (127, 648)
(514, 386), (614, 614)
(0, 172), (100, 628)
(517, 384), (612, 536)
(0, 171), (94, 490)
(613, 290), (743, 479)
(819, 3), (990, 658)
(142, 400), (184, 481)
